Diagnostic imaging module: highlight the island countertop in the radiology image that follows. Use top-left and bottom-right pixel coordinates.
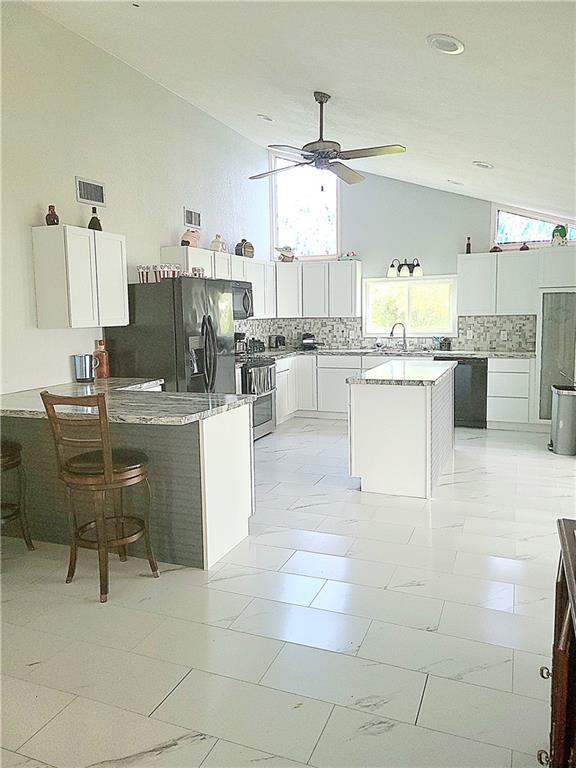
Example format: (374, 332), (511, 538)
(0, 378), (256, 425)
(346, 358), (458, 386)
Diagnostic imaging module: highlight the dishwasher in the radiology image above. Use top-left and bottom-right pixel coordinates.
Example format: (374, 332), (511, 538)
(433, 355), (487, 428)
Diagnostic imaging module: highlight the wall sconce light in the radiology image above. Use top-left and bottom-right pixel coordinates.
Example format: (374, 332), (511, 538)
(386, 258), (424, 278)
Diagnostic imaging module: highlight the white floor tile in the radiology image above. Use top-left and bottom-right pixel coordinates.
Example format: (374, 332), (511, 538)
(253, 507), (327, 531)
(206, 563), (325, 605)
(1, 623), (71, 679)
(261, 643), (425, 723)
(20, 697), (205, 768)
(358, 620), (513, 692)
(221, 540), (296, 570)
(0, 749), (54, 768)
(316, 517), (414, 544)
(230, 597), (370, 654)
(512, 750), (539, 767)
(152, 668), (332, 763)
(514, 585), (555, 620)
(281, 551), (396, 588)
(311, 580), (443, 631)
(454, 551), (556, 589)
(417, 675), (549, 754)
(346, 538), (456, 572)
(409, 527), (519, 557)
(513, 650), (551, 701)
(249, 527), (353, 556)
(133, 616), (283, 683)
(309, 705), (511, 767)
(201, 740), (307, 767)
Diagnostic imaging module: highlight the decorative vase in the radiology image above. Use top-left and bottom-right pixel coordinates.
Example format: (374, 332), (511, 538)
(235, 238), (254, 258)
(180, 229), (200, 247)
(210, 234), (228, 252)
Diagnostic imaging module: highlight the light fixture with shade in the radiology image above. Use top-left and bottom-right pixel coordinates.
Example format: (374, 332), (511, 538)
(387, 258), (424, 278)
(387, 259), (401, 277)
(412, 259), (424, 277)
(399, 260), (411, 277)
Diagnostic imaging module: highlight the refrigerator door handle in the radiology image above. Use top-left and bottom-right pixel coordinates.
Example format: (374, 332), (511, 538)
(207, 315), (218, 392)
(201, 315), (210, 392)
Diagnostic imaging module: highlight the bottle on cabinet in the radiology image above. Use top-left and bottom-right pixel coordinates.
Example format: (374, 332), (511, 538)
(94, 339), (110, 379)
(88, 207), (102, 231)
(45, 205), (59, 226)
(465, 236), (471, 254)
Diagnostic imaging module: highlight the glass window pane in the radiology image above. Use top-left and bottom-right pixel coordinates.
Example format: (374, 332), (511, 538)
(365, 282), (408, 334)
(496, 210), (555, 244)
(568, 226), (576, 241)
(410, 281), (452, 332)
(275, 157), (337, 257)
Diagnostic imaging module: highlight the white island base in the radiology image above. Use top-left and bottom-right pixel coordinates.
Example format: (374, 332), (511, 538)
(348, 359), (456, 499)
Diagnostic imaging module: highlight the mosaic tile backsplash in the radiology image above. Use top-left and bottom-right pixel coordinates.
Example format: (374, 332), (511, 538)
(236, 314), (536, 353)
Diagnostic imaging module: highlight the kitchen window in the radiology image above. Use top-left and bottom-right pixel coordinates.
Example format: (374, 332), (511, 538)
(272, 153), (339, 259)
(363, 276), (458, 337)
(492, 203), (576, 248)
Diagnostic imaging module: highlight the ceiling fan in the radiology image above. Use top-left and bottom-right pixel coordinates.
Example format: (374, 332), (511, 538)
(250, 91), (406, 185)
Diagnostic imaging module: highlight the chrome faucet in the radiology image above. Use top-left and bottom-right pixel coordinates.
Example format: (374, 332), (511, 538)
(390, 322), (408, 351)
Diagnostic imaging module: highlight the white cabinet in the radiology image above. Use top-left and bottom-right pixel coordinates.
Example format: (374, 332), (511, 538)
(329, 261), (362, 317)
(230, 255), (246, 280)
(244, 260), (266, 318)
(160, 246), (214, 277)
(317, 366), (361, 413)
(212, 251), (231, 279)
(276, 369), (290, 424)
(496, 251), (540, 315)
(32, 225), (128, 328)
(295, 355), (318, 410)
(538, 245), (576, 288)
(264, 263), (277, 318)
(302, 263), (329, 317)
(275, 356), (298, 423)
(487, 358), (532, 424)
(457, 253), (497, 315)
(276, 263), (302, 318)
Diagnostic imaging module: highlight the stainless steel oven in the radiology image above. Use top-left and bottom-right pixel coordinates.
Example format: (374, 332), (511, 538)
(236, 357), (276, 439)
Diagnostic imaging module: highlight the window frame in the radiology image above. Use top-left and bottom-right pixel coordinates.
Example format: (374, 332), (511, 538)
(362, 275), (459, 338)
(269, 150), (341, 261)
(490, 203), (576, 250)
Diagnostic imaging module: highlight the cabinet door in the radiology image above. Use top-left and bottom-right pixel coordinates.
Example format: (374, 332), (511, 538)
(538, 245), (576, 288)
(64, 226), (99, 327)
(287, 363), (297, 414)
(231, 255), (246, 280)
(457, 253), (497, 315)
(302, 263), (329, 317)
(213, 252), (231, 279)
(329, 261), (361, 317)
(296, 355), (318, 410)
(317, 367), (360, 413)
(94, 231), (128, 326)
(276, 263), (302, 318)
(264, 262), (277, 318)
(244, 260), (266, 318)
(496, 251), (539, 314)
(276, 370), (289, 423)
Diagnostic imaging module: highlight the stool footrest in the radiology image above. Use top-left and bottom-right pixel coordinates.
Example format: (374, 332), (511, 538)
(76, 515), (147, 550)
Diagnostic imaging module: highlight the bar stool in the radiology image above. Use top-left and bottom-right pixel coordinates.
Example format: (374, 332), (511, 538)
(41, 391), (159, 603)
(1, 440), (34, 550)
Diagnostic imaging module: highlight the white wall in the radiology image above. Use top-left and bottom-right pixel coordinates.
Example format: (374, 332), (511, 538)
(1, 2), (269, 394)
(341, 172), (491, 277)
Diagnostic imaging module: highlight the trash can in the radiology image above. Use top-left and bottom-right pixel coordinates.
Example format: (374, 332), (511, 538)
(550, 385), (576, 456)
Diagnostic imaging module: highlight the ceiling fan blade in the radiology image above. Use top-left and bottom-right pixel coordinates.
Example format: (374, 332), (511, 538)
(249, 161), (312, 181)
(327, 162), (365, 184)
(268, 144), (313, 158)
(338, 144), (406, 160)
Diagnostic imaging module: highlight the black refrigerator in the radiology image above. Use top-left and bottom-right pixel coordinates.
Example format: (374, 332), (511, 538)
(104, 278), (236, 393)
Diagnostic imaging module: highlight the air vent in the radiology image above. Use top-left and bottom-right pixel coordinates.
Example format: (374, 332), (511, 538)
(76, 177), (106, 206)
(183, 207), (201, 229)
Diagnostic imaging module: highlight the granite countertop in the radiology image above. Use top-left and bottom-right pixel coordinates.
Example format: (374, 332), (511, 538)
(347, 358), (458, 386)
(265, 348), (535, 360)
(0, 378), (255, 426)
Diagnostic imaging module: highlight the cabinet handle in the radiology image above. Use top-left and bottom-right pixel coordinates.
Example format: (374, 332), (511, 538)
(539, 666), (551, 680)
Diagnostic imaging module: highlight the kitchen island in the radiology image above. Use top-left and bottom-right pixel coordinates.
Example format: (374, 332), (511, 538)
(0, 379), (255, 568)
(347, 359), (457, 498)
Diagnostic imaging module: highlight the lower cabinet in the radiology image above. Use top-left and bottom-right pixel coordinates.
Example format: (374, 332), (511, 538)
(317, 367), (361, 413)
(487, 358), (532, 424)
(296, 356), (317, 410)
(276, 369), (290, 424)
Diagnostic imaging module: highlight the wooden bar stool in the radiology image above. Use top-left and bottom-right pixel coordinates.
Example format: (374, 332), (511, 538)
(40, 391), (159, 603)
(1, 440), (34, 550)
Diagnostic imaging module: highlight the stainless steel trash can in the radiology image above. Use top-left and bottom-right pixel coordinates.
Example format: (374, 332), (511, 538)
(550, 385), (576, 456)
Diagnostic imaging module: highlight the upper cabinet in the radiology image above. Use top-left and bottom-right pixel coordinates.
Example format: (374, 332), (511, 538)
(539, 245), (576, 288)
(230, 255), (246, 281)
(302, 263), (329, 317)
(244, 260), (266, 318)
(329, 261), (362, 317)
(263, 262), (277, 318)
(457, 253), (497, 316)
(32, 225), (128, 328)
(160, 246), (214, 277)
(276, 263), (302, 317)
(496, 250), (539, 315)
(212, 251), (231, 279)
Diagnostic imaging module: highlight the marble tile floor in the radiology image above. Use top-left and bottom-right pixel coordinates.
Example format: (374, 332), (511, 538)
(2, 418), (574, 767)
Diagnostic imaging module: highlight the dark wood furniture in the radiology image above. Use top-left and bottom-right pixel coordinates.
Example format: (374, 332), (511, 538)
(1, 440), (34, 550)
(40, 391), (159, 603)
(540, 518), (576, 767)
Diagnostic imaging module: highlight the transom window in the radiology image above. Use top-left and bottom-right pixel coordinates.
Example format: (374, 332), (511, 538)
(363, 276), (458, 337)
(272, 153), (338, 259)
(493, 204), (576, 247)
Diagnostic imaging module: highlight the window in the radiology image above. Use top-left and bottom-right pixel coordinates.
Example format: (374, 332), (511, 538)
(272, 153), (338, 259)
(363, 276), (458, 337)
(492, 204), (576, 248)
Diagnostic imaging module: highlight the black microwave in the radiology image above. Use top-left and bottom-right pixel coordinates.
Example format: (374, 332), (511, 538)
(232, 281), (254, 320)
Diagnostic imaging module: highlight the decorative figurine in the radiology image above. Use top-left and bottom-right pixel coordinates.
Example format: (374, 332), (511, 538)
(235, 238), (254, 258)
(210, 234), (228, 252)
(520, 242), (530, 251)
(551, 224), (568, 246)
(275, 246), (296, 262)
(489, 244), (503, 252)
(338, 251), (359, 261)
(180, 229), (200, 247)
(45, 205), (59, 226)
(87, 207), (102, 231)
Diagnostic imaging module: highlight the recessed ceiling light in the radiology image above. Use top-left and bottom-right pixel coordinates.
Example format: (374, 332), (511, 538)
(427, 33), (465, 55)
(447, 179), (464, 186)
(473, 161), (494, 169)
(132, 3), (140, 6)
(257, 114), (273, 122)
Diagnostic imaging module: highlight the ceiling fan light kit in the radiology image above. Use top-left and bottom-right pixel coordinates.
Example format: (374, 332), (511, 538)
(250, 91), (406, 184)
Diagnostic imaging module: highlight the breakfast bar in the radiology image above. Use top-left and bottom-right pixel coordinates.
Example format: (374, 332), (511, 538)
(0, 379), (255, 568)
(347, 359), (457, 498)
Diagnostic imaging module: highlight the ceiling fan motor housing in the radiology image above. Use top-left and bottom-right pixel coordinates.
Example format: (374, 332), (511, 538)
(301, 140), (341, 158)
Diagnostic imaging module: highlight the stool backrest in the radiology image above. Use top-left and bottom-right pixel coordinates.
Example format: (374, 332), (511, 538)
(40, 391), (114, 483)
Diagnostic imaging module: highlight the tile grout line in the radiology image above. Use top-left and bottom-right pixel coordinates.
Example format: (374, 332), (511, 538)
(414, 673), (429, 726)
(305, 703), (335, 766)
(15, 692), (79, 754)
(147, 666), (194, 718)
